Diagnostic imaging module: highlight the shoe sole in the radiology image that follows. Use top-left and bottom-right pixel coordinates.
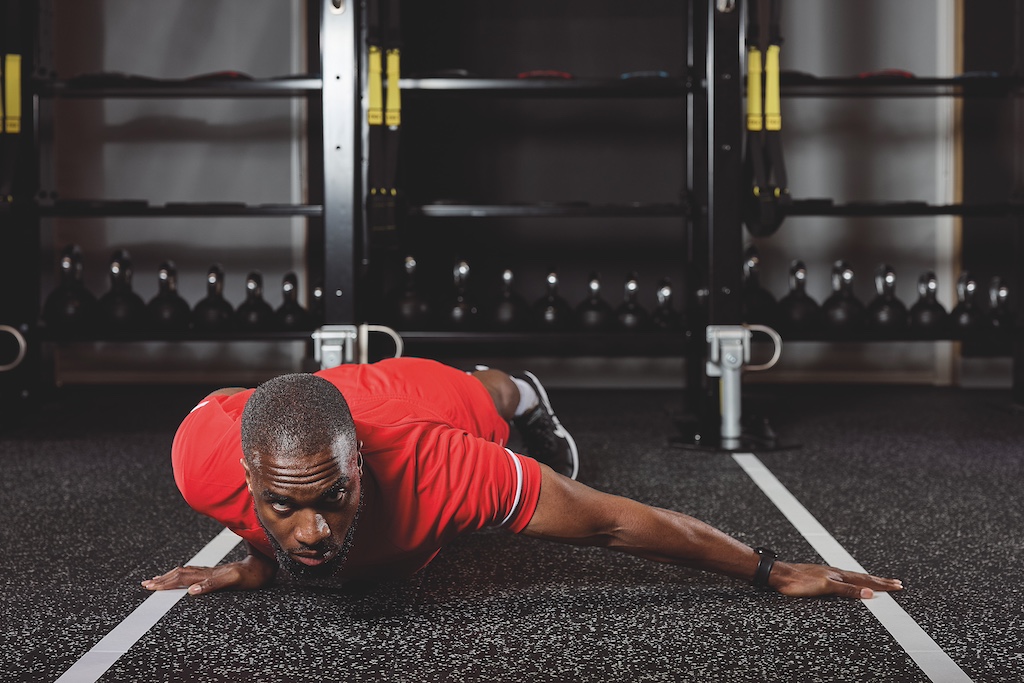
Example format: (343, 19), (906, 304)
(523, 370), (579, 480)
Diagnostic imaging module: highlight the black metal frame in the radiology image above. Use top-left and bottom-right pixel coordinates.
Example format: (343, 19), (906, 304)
(318, 0), (360, 326)
(7, 0), (1022, 422)
(0, 0), (364, 420)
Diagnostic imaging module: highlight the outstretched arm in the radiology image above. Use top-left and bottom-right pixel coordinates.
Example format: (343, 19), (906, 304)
(522, 464), (902, 599)
(142, 541), (278, 595)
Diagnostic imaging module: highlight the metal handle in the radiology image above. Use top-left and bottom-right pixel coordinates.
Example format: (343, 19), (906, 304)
(744, 324), (782, 372)
(357, 324), (404, 364)
(0, 325), (27, 372)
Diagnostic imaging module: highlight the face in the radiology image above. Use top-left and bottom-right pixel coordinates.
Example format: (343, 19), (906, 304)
(243, 442), (362, 584)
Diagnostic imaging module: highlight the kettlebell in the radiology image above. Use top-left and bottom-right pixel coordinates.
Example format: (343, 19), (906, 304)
(866, 263), (908, 335)
(741, 246), (779, 326)
(446, 260), (478, 329)
(193, 265), (235, 332)
(652, 278), (683, 330)
(97, 249), (146, 336)
(145, 260), (192, 334)
(908, 271), (949, 338)
(385, 256), (433, 330)
(576, 272), (615, 332)
(616, 272), (651, 331)
(235, 271), (275, 331)
(532, 270), (574, 331)
(988, 276), (1011, 329)
(821, 260), (866, 338)
(276, 272), (312, 331)
(491, 268), (529, 330)
(950, 271), (982, 336)
(776, 260), (822, 338)
(43, 244), (97, 335)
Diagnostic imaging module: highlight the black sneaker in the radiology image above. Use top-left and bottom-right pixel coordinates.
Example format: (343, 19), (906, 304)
(512, 371), (579, 480)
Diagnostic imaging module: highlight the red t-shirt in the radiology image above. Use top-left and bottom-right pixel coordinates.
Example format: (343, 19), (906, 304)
(170, 359), (543, 579)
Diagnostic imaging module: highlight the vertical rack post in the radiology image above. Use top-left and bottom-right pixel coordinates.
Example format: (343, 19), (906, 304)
(0, 0), (41, 421)
(675, 0), (746, 446)
(319, 0), (360, 328)
(706, 0), (744, 327)
(1013, 1), (1024, 404)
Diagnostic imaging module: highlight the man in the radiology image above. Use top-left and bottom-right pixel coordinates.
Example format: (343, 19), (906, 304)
(143, 358), (901, 599)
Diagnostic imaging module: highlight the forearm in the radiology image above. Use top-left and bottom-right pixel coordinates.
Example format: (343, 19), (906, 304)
(524, 468), (759, 583)
(601, 499), (759, 582)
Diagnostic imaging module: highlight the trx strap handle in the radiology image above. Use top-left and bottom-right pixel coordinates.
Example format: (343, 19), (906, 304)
(742, 0), (789, 238)
(384, 0), (401, 129)
(368, 46), (383, 126)
(3, 55), (21, 135)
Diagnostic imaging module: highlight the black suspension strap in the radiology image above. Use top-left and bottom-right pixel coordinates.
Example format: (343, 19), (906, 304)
(365, 0), (401, 259)
(0, 0), (24, 206)
(743, 0), (789, 238)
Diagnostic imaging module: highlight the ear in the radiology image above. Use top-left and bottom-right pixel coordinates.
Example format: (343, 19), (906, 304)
(356, 451), (364, 475)
(241, 457), (253, 493)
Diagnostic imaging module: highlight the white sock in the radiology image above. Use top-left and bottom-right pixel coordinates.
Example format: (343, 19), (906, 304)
(511, 376), (539, 418)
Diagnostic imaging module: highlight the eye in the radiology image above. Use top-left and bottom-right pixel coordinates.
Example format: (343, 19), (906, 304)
(270, 501), (291, 513)
(323, 488), (346, 504)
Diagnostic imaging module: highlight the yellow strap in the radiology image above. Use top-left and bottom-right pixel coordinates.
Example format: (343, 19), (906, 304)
(746, 48), (763, 132)
(764, 45), (781, 131)
(385, 49), (401, 127)
(0, 58), (5, 132)
(368, 46), (383, 126)
(5, 54), (22, 134)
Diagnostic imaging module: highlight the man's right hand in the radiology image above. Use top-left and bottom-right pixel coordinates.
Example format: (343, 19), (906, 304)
(141, 549), (277, 595)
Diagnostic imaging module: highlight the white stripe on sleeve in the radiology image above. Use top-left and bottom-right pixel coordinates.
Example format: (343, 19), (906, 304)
(497, 448), (525, 528)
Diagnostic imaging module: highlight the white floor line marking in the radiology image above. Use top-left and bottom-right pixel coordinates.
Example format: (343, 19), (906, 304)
(733, 453), (974, 683)
(55, 528), (243, 683)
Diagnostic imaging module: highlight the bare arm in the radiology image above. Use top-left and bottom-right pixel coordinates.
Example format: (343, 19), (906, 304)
(523, 464), (902, 599)
(142, 541), (278, 595)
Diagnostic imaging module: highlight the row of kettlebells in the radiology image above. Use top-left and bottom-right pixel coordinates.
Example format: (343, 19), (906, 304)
(383, 256), (685, 332)
(42, 245), (317, 335)
(742, 247), (1011, 337)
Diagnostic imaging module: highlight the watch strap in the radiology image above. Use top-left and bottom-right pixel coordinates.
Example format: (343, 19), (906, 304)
(753, 546), (777, 589)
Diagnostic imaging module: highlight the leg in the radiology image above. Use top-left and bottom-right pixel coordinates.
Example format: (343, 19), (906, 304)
(471, 369), (519, 422)
(473, 367), (580, 481)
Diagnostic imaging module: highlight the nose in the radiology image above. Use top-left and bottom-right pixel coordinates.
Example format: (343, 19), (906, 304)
(294, 510), (332, 548)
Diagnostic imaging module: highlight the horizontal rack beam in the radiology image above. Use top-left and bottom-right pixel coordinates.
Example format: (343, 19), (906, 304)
(34, 77), (323, 99)
(37, 330), (317, 343)
(786, 200), (1024, 218)
(780, 74), (1024, 98)
(396, 331), (695, 357)
(399, 77), (692, 97)
(33, 202), (324, 218)
(410, 202), (688, 219)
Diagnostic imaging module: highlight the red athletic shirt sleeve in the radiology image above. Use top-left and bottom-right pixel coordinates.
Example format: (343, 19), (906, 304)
(367, 418), (541, 537)
(170, 390), (274, 557)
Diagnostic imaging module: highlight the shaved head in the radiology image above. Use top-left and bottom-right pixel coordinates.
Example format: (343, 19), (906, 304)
(240, 373), (358, 469)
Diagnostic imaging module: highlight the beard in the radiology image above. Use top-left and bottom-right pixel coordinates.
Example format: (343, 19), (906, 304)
(256, 486), (363, 589)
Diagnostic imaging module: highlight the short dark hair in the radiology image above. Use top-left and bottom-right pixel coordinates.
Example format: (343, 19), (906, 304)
(240, 373), (357, 468)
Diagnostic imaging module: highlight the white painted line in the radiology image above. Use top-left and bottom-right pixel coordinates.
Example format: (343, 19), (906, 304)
(55, 528), (243, 683)
(732, 453), (974, 683)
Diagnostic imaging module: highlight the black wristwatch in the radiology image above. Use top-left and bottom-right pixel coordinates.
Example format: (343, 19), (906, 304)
(752, 547), (777, 589)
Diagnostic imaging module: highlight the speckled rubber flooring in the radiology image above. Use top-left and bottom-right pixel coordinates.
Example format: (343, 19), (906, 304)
(1, 381), (1021, 682)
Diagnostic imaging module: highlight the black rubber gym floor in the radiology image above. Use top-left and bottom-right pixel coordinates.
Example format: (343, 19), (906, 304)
(1, 379), (1021, 682)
